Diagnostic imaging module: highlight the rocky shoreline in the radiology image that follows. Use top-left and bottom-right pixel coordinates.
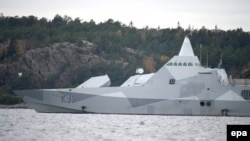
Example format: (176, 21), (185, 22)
(0, 103), (30, 109)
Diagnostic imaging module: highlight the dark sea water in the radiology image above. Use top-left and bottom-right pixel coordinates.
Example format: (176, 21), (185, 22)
(0, 109), (250, 141)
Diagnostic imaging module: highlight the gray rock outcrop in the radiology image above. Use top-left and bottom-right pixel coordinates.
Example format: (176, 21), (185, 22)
(0, 42), (109, 88)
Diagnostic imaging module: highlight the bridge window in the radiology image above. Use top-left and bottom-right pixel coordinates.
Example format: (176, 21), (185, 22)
(188, 63), (193, 66)
(169, 79), (175, 85)
(241, 90), (250, 100)
(167, 62), (173, 66)
(166, 62), (195, 67)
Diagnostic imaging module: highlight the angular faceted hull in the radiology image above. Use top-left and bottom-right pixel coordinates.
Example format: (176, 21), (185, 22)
(14, 37), (250, 116)
(14, 84), (250, 116)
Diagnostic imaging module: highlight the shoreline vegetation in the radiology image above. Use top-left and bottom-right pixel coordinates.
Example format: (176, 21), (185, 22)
(0, 103), (30, 109)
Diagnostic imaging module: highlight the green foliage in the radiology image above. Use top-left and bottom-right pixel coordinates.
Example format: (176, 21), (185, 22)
(0, 94), (22, 105)
(0, 72), (33, 104)
(10, 72), (33, 90)
(0, 15), (249, 70)
(0, 14), (249, 75)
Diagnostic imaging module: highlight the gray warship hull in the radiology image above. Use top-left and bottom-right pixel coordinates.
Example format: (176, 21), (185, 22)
(14, 37), (250, 116)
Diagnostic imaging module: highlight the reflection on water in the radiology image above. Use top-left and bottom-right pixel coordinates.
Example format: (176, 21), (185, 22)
(0, 109), (250, 141)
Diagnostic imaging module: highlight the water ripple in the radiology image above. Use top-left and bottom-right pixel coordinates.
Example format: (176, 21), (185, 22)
(0, 109), (250, 141)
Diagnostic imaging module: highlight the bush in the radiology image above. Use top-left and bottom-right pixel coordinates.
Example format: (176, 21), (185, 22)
(0, 94), (22, 105)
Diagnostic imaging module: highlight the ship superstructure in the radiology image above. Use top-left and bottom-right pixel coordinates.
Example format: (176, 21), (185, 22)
(14, 37), (250, 116)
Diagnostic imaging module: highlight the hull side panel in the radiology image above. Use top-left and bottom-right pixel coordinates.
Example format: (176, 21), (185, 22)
(17, 89), (250, 116)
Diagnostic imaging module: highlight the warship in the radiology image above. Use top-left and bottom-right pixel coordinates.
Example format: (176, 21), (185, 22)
(14, 37), (250, 116)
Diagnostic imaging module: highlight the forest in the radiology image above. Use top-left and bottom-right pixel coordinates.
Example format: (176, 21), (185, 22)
(0, 15), (250, 104)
